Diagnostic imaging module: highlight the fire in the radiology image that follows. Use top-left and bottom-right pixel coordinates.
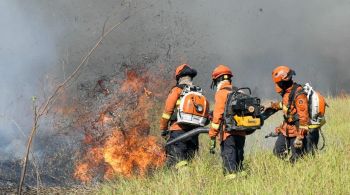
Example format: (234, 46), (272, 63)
(74, 68), (167, 182)
(74, 163), (92, 182)
(103, 129), (164, 179)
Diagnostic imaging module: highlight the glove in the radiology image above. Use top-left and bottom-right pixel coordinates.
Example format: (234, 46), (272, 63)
(274, 126), (282, 134)
(209, 138), (216, 154)
(271, 101), (282, 110)
(265, 132), (278, 138)
(293, 137), (303, 149)
(299, 128), (309, 136)
(161, 130), (169, 140)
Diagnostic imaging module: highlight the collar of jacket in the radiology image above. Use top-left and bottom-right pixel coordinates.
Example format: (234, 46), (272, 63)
(217, 80), (231, 91)
(178, 76), (193, 86)
(283, 83), (297, 93)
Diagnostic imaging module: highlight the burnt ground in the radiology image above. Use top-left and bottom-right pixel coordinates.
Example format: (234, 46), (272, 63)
(0, 186), (96, 195)
(0, 159), (95, 195)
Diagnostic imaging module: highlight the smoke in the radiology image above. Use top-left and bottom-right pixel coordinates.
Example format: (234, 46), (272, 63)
(0, 1), (60, 158)
(0, 0), (349, 163)
(175, 0), (350, 97)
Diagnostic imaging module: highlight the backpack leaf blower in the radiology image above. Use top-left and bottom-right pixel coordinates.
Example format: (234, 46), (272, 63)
(165, 87), (277, 146)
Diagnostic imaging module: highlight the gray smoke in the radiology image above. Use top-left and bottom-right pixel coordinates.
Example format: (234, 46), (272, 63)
(1, 0), (350, 159)
(0, 0), (59, 158)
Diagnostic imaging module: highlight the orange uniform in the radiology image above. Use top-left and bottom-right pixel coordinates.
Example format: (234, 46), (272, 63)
(160, 86), (184, 131)
(276, 84), (309, 138)
(161, 64), (199, 168)
(209, 81), (246, 141)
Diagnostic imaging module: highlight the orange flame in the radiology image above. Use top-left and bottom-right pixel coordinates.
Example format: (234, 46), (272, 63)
(74, 68), (167, 182)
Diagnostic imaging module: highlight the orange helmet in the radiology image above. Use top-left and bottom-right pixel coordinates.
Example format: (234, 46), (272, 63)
(175, 64), (197, 80)
(211, 65), (233, 80)
(271, 65), (295, 84)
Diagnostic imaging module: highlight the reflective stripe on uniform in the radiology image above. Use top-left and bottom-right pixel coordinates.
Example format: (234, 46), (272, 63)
(308, 124), (321, 129)
(162, 113), (171, 120)
(211, 122), (220, 130)
(224, 173), (237, 180)
(282, 105), (288, 112)
(176, 99), (181, 106)
(279, 102), (283, 109)
(299, 125), (309, 130)
(309, 119), (326, 129)
(175, 160), (188, 169)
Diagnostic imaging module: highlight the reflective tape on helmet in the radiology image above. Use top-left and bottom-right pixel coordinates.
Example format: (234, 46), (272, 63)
(211, 122), (220, 130)
(162, 113), (171, 120)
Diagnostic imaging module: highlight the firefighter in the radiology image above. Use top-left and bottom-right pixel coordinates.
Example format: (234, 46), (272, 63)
(270, 65), (309, 162)
(209, 65), (246, 179)
(160, 64), (199, 169)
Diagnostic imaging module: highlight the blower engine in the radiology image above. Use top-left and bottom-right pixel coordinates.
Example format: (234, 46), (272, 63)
(223, 87), (262, 133)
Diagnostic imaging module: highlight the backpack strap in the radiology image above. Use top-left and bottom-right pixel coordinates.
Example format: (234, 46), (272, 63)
(222, 85), (234, 122)
(176, 83), (188, 90)
(287, 83), (301, 116)
(168, 84), (186, 94)
(168, 84), (188, 122)
(285, 83), (306, 128)
(220, 85), (236, 141)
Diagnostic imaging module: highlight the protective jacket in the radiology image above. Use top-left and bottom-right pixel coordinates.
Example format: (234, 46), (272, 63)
(209, 81), (246, 141)
(276, 83), (309, 138)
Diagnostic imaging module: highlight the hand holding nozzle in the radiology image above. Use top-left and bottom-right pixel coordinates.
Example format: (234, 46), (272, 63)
(265, 132), (279, 138)
(294, 137), (303, 149)
(270, 101), (282, 110)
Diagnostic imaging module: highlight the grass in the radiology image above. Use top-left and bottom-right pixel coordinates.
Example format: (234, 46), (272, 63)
(96, 97), (350, 195)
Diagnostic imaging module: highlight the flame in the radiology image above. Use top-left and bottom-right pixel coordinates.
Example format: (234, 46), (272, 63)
(102, 129), (164, 179)
(74, 163), (92, 182)
(74, 68), (167, 182)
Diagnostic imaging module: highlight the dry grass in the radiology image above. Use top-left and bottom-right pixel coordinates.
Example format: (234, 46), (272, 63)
(96, 97), (350, 195)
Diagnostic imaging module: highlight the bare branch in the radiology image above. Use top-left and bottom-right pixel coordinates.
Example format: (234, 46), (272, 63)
(38, 16), (130, 118)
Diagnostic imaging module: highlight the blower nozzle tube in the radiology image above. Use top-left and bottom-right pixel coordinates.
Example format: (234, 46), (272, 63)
(165, 108), (277, 146)
(165, 127), (209, 146)
(259, 107), (278, 121)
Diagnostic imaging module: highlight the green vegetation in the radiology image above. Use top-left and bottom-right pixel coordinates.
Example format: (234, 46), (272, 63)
(97, 97), (350, 194)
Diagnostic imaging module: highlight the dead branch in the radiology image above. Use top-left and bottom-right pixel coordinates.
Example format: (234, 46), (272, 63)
(0, 114), (42, 194)
(18, 98), (38, 194)
(38, 16), (130, 118)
